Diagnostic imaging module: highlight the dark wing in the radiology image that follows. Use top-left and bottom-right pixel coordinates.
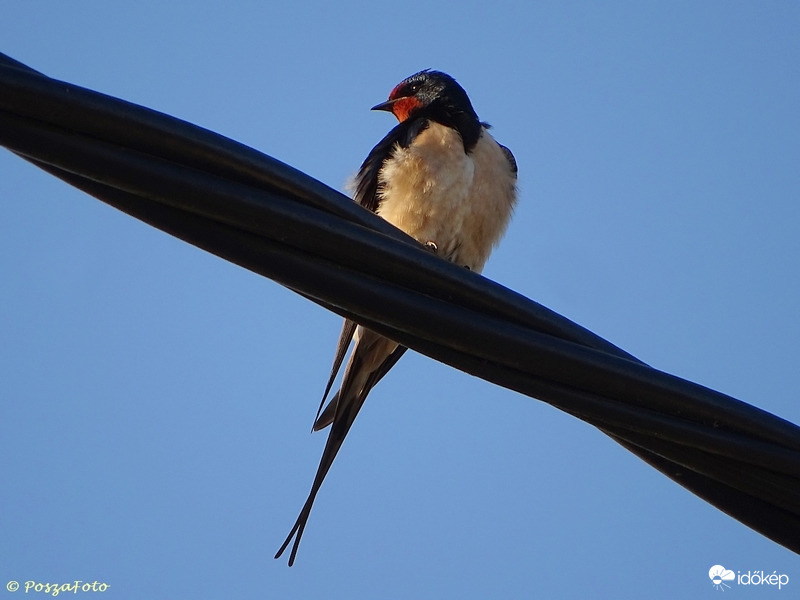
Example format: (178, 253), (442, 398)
(499, 143), (518, 176)
(277, 332), (402, 566)
(309, 119), (427, 427)
(313, 344), (408, 431)
(313, 119), (428, 431)
(353, 117), (430, 212)
(313, 319), (358, 428)
(310, 117), (429, 425)
(275, 358), (370, 566)
(277, 116), (431, 567)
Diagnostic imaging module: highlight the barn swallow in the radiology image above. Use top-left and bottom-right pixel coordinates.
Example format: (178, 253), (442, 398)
(275, 69), (518, 565)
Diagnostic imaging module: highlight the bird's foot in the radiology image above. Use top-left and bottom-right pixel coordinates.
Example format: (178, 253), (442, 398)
(424, 241), (438, 254)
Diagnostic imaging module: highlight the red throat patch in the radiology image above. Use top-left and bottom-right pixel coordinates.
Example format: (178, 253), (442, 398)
(391, 96), (422, 122)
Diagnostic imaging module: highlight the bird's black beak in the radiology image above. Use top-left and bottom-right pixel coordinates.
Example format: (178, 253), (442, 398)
(371, 99), (397, 112)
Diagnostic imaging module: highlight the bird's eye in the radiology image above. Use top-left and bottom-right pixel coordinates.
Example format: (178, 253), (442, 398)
(406, 82), (420, 95)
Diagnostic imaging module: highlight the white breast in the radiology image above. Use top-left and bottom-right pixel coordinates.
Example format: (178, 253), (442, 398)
(375, 123), (516, 273)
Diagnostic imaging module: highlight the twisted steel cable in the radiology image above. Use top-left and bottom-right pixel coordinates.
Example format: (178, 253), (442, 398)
(1, 52), (798, 553)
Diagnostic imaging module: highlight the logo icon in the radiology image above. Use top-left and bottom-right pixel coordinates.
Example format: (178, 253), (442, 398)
(709, 565), (735, 591)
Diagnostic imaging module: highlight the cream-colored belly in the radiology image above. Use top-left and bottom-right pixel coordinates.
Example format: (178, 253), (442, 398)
(375, 123), (515, 273)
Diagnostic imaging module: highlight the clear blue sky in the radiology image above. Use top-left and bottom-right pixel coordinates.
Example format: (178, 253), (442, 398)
(2, 2), (799, 598)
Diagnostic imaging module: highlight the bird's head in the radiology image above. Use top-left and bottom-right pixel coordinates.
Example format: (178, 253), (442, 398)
(371, 70), (479, 124)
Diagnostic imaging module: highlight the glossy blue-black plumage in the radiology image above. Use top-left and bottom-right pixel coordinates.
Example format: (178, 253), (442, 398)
(353, 118), (431, 212)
